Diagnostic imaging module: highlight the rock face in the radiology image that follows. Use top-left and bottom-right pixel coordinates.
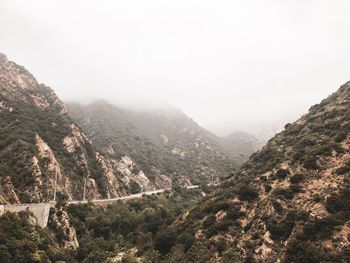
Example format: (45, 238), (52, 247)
(68, 101), (242, 186)
(0, 54), (169, 204)
(49, 207), (79, 250)
(0, 203), (51, 228)
(178, 82), (350, 262)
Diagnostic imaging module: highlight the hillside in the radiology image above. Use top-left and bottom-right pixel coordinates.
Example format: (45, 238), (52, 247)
(221, 130), (262, 160)
(68, 101), (243, 186)
(0, 54), (175, 204)
(164, 82), (350, 262)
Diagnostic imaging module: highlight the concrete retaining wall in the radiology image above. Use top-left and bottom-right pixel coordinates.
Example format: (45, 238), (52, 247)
(0, 203), (51, 228)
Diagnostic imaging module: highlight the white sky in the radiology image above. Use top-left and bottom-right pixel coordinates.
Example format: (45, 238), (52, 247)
(1, 0), (349, 136)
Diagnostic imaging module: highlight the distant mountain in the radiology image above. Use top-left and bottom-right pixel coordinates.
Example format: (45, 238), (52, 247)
(221, 130), (262, 159)
(68, 101), (245, 186)
(171, 82), (350, 262)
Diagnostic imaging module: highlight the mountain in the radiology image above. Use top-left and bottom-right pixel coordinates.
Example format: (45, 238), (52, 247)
(171, 82), (350, 262)
(68, 101), (242, 186)
(221, 130), (262, 160)
(0, 54), (174, 204)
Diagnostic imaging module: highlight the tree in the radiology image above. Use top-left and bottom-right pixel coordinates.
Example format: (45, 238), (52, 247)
(163, 245), (189, 263)
(154, 229), (176, 255)
(187, 241), (212, 263)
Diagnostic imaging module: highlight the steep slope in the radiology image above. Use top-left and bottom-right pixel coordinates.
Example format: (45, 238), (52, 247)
(221, 130), (262, 160)
(0, 54), (165, 204)
(173, 82), (350, 262)
(68, 101), (240, 186)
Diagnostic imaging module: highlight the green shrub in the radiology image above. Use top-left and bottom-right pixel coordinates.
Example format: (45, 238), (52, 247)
(275, 169), (290, 179)
(237, 185), (259, 201)
(267, 219), (294, 241)
(289, 173), (305, 184)
(334, 130), (348, 142)
(284, 240), (324, 263)
(271, 200), (283, 214)
(203, 216), (216, 228)
(211, 201), (231, 214)
(335, 161), (350, 175)
(273, 187), (295, 199)
(154, 229), (176, 255)
(264, 184), (272, 193)
(325, 189), (350, 214)
(301, 217), (340, 241)
(266, 211), (301, 241)
(206, 221), (232, 238)
(289, 184), (304, 193)
(303, 156), (319, 170)
(176, 233), (194, 251)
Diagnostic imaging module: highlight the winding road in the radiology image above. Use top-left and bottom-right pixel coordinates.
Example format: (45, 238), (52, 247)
(67, 185), (200, 206)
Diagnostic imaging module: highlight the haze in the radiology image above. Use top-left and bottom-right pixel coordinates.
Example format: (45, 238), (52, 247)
(1, 0), (350, 137)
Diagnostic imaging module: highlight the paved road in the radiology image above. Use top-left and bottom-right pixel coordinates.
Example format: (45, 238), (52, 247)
(185, 185), (200, 189)
(68, 185), (200, 205)
(68, 189), (168, 205)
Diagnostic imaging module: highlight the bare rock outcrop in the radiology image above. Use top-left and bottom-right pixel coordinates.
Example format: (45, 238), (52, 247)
(50, 207), (79, 250)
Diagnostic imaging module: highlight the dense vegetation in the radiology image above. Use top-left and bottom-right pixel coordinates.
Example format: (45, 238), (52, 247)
(0, 211), (67, 263)
(66, 188), (208, 262)
(0, 188), (211, 263)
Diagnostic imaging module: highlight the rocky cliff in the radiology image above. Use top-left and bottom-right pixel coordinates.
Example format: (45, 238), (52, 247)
(0, 54), (170, 204)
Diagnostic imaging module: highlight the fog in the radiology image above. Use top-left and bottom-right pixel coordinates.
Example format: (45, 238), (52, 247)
(1, 0), (350, 138)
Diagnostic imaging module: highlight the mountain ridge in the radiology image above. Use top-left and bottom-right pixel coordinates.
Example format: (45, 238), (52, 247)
(170, 81), (350, 262)
(67, 100), (248, 187)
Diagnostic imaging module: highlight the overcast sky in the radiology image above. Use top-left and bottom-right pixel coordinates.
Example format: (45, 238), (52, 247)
(1, 0), (349, 136)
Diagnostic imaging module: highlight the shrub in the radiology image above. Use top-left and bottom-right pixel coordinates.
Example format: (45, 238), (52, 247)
(154, 229), (176, 254)
(271, 200), (283, 214)
(225, 207), (243, 221)
(325, 189), (350, 214)
(266, 211), (299, 241)
(176, 233), (194, 251)
(285, 240), (324, 263)
(211, 201), (231, 214)
(301, 217), (340, 241)
(237, 185), (259, 201)
(206, 221), (231, 238)
(289, 184), (303, 193)
(267, 219), (294, 241)
(303, 156), (318, 170)
(334, 130), (348, 142)
(203, 216), (216, 228)
(273, 187), (295, 199)
(264, 184), (272, 193)
(289, 174), (305, 184)
(275, 169), (290, 180)
(335, 161), (350, 175)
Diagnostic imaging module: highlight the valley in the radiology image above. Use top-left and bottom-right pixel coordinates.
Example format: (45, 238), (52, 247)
(0, 54), (349, 262)
(2, 1), (350, 262)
